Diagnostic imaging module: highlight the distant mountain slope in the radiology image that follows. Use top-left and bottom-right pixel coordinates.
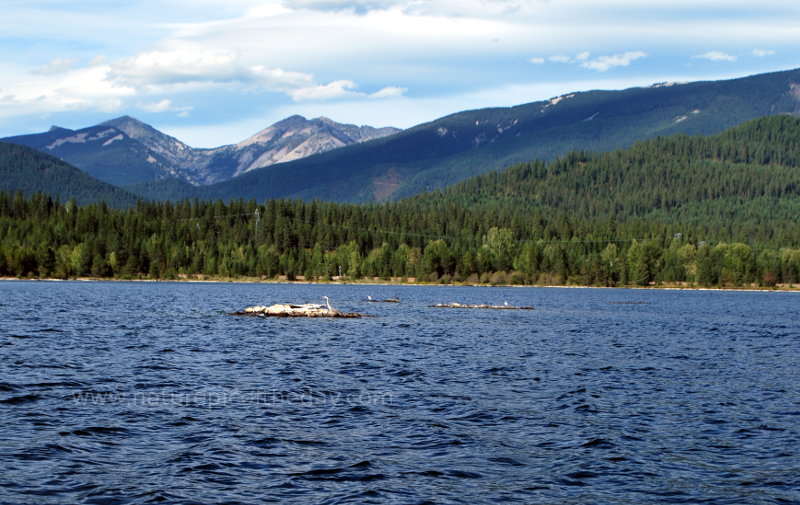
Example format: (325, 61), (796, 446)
(0, 142), (139, 207)
(98, 116), (212, 184)
(200, 68), (800, 203)
(234, 115), (401, 167)
(427, 115), (800, 239)
(205, 115), (401, 183)
(3, 115), (401, 187)
(3, 123), (174, 187)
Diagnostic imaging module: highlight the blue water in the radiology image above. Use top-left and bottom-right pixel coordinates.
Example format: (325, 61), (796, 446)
(0, 281), (798, 504)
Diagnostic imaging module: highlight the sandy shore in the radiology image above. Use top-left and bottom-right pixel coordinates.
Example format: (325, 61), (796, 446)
(2, 276), (798, 292)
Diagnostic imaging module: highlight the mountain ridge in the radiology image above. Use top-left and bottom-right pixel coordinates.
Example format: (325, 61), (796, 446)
(187, 67), (800, 203)
(3, 115), (401, 187)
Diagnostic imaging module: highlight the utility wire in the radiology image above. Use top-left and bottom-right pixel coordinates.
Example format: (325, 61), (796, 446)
(170, 209), (659, 245)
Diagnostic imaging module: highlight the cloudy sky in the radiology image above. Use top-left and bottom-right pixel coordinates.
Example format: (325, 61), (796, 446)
(1, 0), (798, 147)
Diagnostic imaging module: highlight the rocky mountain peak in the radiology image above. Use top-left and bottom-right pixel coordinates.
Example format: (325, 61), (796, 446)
(230, 115), (400, 177)
(268, 115), (313, 131)
(315, 116), (339, 126)
(101, 116), (174, 144)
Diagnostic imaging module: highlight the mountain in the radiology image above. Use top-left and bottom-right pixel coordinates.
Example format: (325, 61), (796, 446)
(3, 123), (175, 187)
(233, 115), (402, 168)
(193, 67), (800, 203)
(0, 141), (139, 207)
(2, 115), (401, 187)
(97, 116), (210, 184)
(202, 115), (401, 183)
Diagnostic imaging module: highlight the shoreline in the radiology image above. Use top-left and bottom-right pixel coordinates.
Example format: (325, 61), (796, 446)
(2, 276), (798, 293)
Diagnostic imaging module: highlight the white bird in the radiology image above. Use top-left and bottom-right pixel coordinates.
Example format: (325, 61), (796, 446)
(504, 300), (509, 306)
(368, 295), (373, 301)
(323, 296), (333, 312)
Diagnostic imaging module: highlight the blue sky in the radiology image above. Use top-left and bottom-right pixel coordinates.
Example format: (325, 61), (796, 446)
(1, 0), (798, 147)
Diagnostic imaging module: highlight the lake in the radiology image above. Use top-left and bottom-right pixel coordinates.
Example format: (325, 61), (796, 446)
(1, 281), (798, 504)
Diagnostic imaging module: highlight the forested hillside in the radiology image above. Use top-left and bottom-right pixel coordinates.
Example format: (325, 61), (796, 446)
(2, 116), (799, 287)
(438, 115), (800, 243)
(0, 142), (139, 207)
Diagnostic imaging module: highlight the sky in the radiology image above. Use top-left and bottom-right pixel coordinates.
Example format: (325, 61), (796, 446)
(1, 0), (798, 147)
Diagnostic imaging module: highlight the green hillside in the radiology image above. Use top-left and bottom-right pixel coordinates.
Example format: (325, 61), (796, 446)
(0, 142), (139, 207)
(435, 115), (800, 241)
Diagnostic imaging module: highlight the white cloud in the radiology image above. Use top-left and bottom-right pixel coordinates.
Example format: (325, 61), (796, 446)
(247, 65), (316, 91)
(137, 99), (194, 115)
(0, 63), (134, 118)
(245, 3), (292, 17)
(289, 82), (407, 101)
(369, 86), (407, 99)
(105, 45), (406, 104)
(544, 51), (646, 71)
(752, 48), (775, 57)
(580, 51), (646, 71)
(281, 0), (399, 14)
(274, 0), (800, 19)
(139, 99), (173, 113)
(289, 80), (360, 101)
(94, 98), (126, 113)
(288, 80), (399, 101)
(694, 51), (737, 62)
(104, 37), (415, 102)
(30, 58), (79, 76)
(529, 57), (545, 64)
(0, 94), (19, 106)
(90, 55), (109, 66)
(108, 50), (242, 89)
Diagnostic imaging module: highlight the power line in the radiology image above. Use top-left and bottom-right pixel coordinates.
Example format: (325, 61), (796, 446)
(169, 209), (657, 246)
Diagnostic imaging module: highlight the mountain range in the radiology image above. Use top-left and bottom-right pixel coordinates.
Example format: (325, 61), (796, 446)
(2, 67), (800, 204)
(201, 68), (800, 203)
(3, 115), (400, 187)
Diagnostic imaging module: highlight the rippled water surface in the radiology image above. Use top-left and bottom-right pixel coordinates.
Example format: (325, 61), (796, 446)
(1, 281), (799, 504)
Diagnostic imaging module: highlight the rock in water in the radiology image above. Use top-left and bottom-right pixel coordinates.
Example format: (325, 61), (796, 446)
(429, 302), (534, 310)
(232, 302), (362, 318)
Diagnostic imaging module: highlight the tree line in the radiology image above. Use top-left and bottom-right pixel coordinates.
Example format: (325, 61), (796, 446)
(1, 191), (798, 287)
